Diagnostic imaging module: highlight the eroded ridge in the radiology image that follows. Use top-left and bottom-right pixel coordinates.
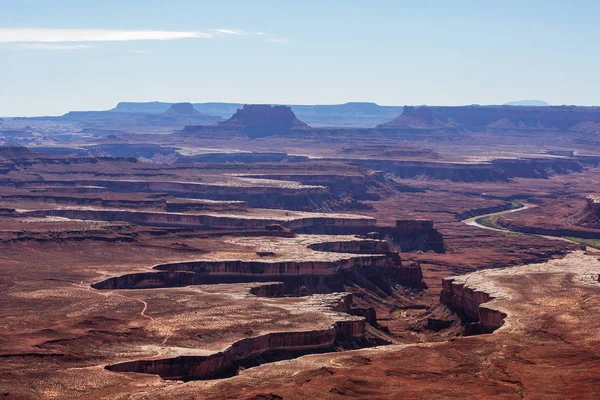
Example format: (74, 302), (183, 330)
(105, 297), (366, 381)
(440, 251), (600, 335)
(21, 207), (376, 231)
(92, 235), (423, 294)
(94, 235), (415, 380)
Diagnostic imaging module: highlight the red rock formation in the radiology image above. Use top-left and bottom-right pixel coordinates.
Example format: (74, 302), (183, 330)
(24, 208), (375, 231)
(376, 221), (444, 253)
(377, 106), (450, 130)
(440, 277), (506, 334)
(14, 178), (334, 210)
(218, 105), (309, 138)
(570, 195), (600, 229)
(249, 282), (285, 297)
(308, 239), (391, 254)
(161, 102), (204, 117)
(106, 318), (365, 381)
(165, 199), (248, 213)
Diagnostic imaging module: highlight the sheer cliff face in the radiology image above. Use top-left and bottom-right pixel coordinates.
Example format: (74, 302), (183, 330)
(573, 196), (600, 228)
(378, 105), (600, 133)
(218, 104), (309, 137)
(589, 196), (600, 217)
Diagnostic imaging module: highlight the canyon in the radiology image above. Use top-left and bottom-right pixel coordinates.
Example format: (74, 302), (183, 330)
(1, 102), (600, 399)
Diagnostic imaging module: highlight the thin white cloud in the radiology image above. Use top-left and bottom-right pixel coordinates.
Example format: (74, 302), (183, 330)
(214, 29), (246, 35)
(214, 29), (274, 39)
(0, 28), (213, 43)
(267, 38), (288, 44)
(17, 43), (93, 50)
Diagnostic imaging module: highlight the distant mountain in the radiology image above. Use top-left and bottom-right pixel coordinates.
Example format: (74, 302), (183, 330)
(377, 106), (449, 129)
(503, 100), (551, 107)
(377, 105), (600, 133)
(112, 101), (173, 114)
(161, 103), (204, 117)
(111, 102), (403, 127)
(218, 104), (309, 138)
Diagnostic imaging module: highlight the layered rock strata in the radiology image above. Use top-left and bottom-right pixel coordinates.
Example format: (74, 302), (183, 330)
(319, 156), (584, 182)
(440, 251), (600, 336)
(106, 318), (365, 381)
(92, 236), (422, 293)
(440, 278), (506, 334)
(3, 177), (333, 210)
(572, 195), (600, 229)
(22, 208), (375, 231)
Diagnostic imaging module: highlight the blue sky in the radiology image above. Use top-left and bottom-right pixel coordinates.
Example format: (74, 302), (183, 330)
(1, 0), (599, 116)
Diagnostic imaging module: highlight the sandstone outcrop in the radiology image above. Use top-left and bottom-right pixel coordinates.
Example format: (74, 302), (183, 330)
(23, 208), (375, 231)
(93, 254), (396, 294)
(440, 277), (506, 334)
(376, 220), (444, 253)
(249, 282), (285, 297)
(165, 199), (248, 213)
(90, 235), (423, 293)
(25, 178), (333, 210)
(106, 318), (365, 381)
(376, 106), (455, 131)
(572, 195), (600, 229)
(218, 105), (309, 138)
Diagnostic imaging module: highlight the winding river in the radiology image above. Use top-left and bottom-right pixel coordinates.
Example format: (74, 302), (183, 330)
(461, 202), (592, 250)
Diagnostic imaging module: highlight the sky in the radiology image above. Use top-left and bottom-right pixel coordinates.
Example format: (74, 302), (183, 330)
(1, 0), (599, 116)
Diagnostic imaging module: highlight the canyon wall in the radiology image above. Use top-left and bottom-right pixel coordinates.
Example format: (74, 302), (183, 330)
(567, 195), (600, 230)
(586, 196), (600, 217)
(23, 208), (375, 231)
(165, 199), (248, 213)
(152, 256), (389, 276)
(249, 282), (286, 297)
(106, 318), (365, 381)
(440, 278), (506, 334)
(308, 239), (390, 254)
(323, 156), (584, 182)
(92, 237), (422, 293)
(377, 221), (445, 253)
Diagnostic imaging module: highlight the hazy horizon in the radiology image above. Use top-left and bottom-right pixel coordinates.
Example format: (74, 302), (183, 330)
(4, 99), (592, 119)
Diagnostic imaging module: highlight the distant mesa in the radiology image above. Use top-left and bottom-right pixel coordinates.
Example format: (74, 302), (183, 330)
(376, 106), (450, 130)
(161, 102), (204, 117)
(376, 104), (600, 133)
(110, 101), (403, 127)
(218, 104), (310, 138)
(503, 100), (551, 107)
(111, 101), (172, 114)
